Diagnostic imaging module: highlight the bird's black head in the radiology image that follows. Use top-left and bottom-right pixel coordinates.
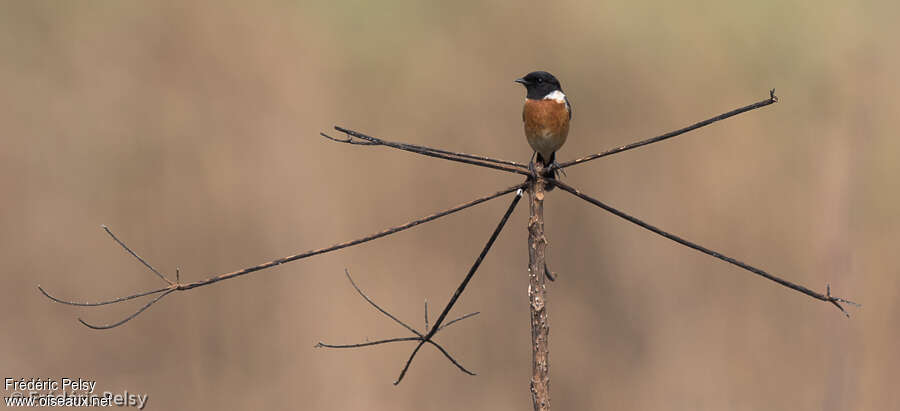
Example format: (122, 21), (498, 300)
(515, 71), (563, 100)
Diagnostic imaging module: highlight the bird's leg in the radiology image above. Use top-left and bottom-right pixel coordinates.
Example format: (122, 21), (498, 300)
(528, 151), (538, 177)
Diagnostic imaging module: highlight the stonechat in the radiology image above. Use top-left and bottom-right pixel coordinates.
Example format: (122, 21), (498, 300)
(515, 71), (571, 188)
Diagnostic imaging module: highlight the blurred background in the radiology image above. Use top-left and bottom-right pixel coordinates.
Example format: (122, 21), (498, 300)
(2, 1), (897, 409)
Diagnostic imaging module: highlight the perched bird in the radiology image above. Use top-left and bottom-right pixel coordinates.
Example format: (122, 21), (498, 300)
(515, 71), (571, 188)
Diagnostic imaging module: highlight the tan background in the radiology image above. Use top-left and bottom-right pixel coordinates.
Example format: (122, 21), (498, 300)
(2, 1), (897, 410)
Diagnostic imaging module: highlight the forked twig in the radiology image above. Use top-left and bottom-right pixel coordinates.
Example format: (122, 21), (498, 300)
(315, 269), (481, 377)
(39, 183), (526, 329)
(552, 179), (860, 316)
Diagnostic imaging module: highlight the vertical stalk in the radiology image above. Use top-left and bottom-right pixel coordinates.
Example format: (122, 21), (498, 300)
(527, 175), (550, 411)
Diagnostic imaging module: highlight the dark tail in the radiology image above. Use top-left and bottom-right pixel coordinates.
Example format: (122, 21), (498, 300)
(536, 152), (559, 191)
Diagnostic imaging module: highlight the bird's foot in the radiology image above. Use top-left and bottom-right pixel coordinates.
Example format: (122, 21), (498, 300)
(547, 161), (566, 179)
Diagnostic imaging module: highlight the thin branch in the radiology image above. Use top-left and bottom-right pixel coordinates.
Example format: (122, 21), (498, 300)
(552, 179), (859, 316)
(175, 182), (526, 291)
(38, 285), (170, 307)
(316, 337), (421, 349)
(330, 125), (529, 169)
(395, 341), (427, 384)
(320, 132), (379, 145)
(343, 268), (421, 336)
(556, 89), (779, 170)
(102, 225), (173, 285)
(323, 126), (530, 175)
(425, 339), (477, 376)
(438, 311), (480, 331)
(425, 190), (523, 339)
(40, 183), (526, 329)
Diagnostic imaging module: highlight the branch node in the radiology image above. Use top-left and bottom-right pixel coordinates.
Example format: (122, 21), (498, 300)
(317, 269), (484, 384)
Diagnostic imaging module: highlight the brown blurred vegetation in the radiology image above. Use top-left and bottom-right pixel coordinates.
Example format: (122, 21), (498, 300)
(2, 1), (898, 410)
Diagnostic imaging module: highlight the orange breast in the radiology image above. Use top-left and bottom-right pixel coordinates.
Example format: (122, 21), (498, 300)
(523, 99), (570, 160)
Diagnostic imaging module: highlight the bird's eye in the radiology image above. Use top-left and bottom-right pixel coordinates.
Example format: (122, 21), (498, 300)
(537, 78), (543, 83)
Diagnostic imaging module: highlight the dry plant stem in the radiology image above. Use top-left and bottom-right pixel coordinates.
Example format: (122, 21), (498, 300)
(527, 169), (551, 411)
(101, 225), (172, 285)
(326, 126), (530, 175)
(556, 90), (779, 170)
(552, 179), (860, 316)
(322, 128), (528, 170)
(39, 183), (526, 329)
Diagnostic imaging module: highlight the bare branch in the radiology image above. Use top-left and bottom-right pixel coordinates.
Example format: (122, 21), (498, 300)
(316, 337), (421, 349)
(323, 126), (530, 175)
(102, 225), (173, 285)
(395, 341), (427, 384)
(38, 285), (170, 307)
(174, 182), (526, 291)
(330, 125), (529, 168)
(343, 268), (421, 337)
(438, 311), (479, 331)
(40, 183), (526, 329)
(425, 339), (477, 376)
(556, 90), (778, 170)
(423, 190), (523, 340)
(552, 179), (859, 316)
(320, 131), (378, 145)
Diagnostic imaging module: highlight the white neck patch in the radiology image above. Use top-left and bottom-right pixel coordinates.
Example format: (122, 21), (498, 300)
(543, 90), (566, 103)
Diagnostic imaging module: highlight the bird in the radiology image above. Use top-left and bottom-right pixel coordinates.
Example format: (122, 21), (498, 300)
(515, 71), (571, 189)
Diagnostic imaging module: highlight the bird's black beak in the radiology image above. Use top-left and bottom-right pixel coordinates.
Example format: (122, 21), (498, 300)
(514, 78), (528, 85)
